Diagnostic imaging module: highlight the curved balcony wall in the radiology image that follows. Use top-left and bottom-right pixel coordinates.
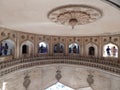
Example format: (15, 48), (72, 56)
(0, 27), (120, 61)
(0, 27), (120, 90)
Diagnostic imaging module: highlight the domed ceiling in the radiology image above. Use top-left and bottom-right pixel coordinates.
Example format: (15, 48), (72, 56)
(0, 0), (120, 36)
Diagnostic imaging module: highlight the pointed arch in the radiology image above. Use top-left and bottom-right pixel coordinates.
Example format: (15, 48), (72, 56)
(89, 46), (95, 56)
(69, 43), (80, 54)
(22, 45), (28, 54)
(103, 43), (118, 58)
(20, 40), (34, 57)
(0, 39), (16, 57)
(38, 41), (49, 54)
(86, 43), (98, 57)
(54, 43), (64, 53)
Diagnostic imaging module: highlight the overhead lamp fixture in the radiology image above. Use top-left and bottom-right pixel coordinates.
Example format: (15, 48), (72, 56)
(69, 18), (78, 29)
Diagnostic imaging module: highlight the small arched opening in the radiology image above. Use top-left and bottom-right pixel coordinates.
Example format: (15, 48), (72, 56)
(21, 40), (34, 57)
(38, 42), (48, 54)
(69, 43), (80, 54)
(103, 43), (118, 58)
(0, 39), (15, 57)
(54, 43), (64, 53)
(89, 46), (95, 56)
(22, 44), (28, 54)
(86, 43), (98, 57)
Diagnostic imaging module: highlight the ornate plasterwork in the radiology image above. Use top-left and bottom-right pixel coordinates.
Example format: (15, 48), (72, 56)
(48, 5), (102, 29)
(55, 69), (62, 81)
(23, 74), (31, 90)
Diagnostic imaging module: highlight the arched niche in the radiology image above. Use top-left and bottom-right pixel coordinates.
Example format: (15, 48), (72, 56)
(103, 43), (118, 58)
(69, 43), (80, 54)
(38, 42), (49, 54)
(86, 43), (98, 57)
(54, 43), (64, 54)
(20, 40), (34, 57)
(22, 45), (28, 54)
(89, 46), (95, 56)
(0, 39), (15, 58)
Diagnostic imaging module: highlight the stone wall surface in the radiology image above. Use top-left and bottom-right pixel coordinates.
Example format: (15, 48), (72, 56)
(0, 64), (120, 90)
(0, 27), (120, 60)
(0, 28), (120, 90)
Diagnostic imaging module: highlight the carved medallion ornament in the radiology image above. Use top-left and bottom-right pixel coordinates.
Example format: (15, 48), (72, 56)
(48, 5), (102, 29)
(23, 75), (31, 90)
(1, 32), (6, 37)
(87, 74), (94, 86)
(55, 69), (62, 81)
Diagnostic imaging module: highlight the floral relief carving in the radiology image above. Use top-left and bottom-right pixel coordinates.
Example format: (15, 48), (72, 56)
(87, 74), (94, 86)
(69, 39), (71, 41)
(104, 38), (107, 42)
(12, 34), (16, 38)
(1, 32), (6, 37)
(48, 5), (102, 29)
(114, 38), (118, 42)
(39, 37), (41, 40)
(55, 69), (62, 81)
(23, 74), (31, 90)
(21, 35), (25, 39)
(31, 36), (33, 40)
(94, 39), (97, 42)
(54, 38), (57, 41)
(85, 39), (88, 42)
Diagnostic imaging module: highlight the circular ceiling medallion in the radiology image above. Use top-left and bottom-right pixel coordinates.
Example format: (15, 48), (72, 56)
(48, 5), (102, 29)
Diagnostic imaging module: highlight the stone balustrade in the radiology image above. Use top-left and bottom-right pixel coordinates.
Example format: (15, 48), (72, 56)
(0, 55), (120, 77)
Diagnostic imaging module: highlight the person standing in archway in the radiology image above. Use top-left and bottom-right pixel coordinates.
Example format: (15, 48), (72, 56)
(4, 43), (8, 55)
(106, 46), (111, 56)
(0, 43), (4, 56)
(111, 46), (117, 56)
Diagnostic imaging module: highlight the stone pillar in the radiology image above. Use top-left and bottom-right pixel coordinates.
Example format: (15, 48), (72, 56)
(50, 37), (53, 55)
(99, 37), (102, 59)
(16, 33), (20, 59)
(0, 81), (2, 90)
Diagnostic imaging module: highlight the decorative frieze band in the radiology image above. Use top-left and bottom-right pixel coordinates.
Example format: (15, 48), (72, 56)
(0, 56), (120, 77)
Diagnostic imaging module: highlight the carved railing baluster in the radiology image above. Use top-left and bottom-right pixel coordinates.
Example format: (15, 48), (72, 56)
(0, 55), (120, 77)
